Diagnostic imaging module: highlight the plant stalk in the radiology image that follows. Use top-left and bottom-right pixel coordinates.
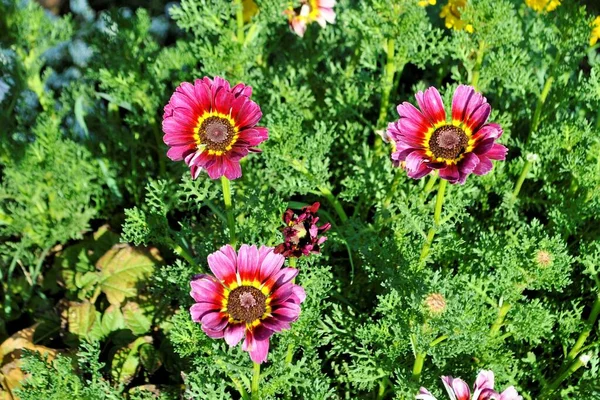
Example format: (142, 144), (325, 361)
(221, 176), (237, 246)
(376, 38), (396, 131)
(471, 40), (486, 90)
(411, 352), (426, 383)
(235, 0), (245, 44)
(566, 292), (600, 363)
(529, 75), (554, 142)
(318, 185), (348, 223)
(511, 159), (533, 201)
(419, 179), (447, 262)
(541, 355), (591, 399)
(251, 362), (261, 400)
(490, 302), (511, 337)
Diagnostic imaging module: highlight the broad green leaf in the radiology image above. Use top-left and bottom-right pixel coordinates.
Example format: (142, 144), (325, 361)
(122, 302), (152, 335)
(97, 244), (162, 306)
(139, 343), (161, 374)
(111, 336), (151, 383)
(102, 305), (126, 336)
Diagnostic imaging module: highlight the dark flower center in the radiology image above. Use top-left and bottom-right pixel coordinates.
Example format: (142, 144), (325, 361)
(429, 125), (468, 160)
(198, 116), (236, 152)
(227, 286), (267, 323)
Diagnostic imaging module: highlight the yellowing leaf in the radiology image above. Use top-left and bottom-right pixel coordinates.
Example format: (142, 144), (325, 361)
(111, 336), (152, 384)
(67, 301), (98, 338)
(96, 244), (162, 306)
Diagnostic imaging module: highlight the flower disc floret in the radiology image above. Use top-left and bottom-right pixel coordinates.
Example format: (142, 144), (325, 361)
(162, 76), (268, 180)
(189, 244), (305, 364)
(387, 85), (507, 184)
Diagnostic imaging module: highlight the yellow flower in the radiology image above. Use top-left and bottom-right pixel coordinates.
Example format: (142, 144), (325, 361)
(591, 16), (600, 46)
(524, 0), (561, 13)
(418, 0), (436, 7)
(242, 0), (258, 22)
(440, 0), (473, 33)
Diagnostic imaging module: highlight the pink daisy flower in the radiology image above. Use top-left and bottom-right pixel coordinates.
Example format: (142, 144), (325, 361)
(285, 0), (336, 37)
(162, 76), (268, 180)
(189, 244), (305, 364)
(417, 370), (523, 400)
(387, 85), (507, 184)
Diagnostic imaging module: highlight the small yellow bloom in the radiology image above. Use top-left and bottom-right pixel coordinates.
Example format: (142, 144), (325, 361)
(591, 16), (600, 46)
(418, 0), (436, 7)
(524, 0), (561, 13)
(440, 0), (473, 33)
(242, 0), (258, 22)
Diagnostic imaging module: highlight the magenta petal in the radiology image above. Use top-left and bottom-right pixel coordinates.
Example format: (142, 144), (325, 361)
(258, 248), (285, 283)
(222, 157), (242, 180)
(473, 138), (495, 155)
(473, 123), (502, 141)
(474, 370), (495, 394)
(270, 284), (294, 305)
(409, 162), (432, 179)
(260, 316), (291, 332)
(452, 378), (471, 400)
(224, 323), (246, 347)
(452, 85), (475, 121)
(267, 268), (299, 292)
(201, 311), (229, 330)
(202, 324), (225, 339)
(235, 100), (262, 129)
(249, 337), (270, 364)
(467, 103), (491, 132)
(473, 155), (493, 175)
(193, 80), (212, 112)
(417, 87), (446, 125)
(439, 164), (459, 183)
(405, 150), (427, 172)
(499, 386), (521, 400)
(238, 127), (269, 146)
(458, 152), (480, 176)
(237, 244), (260, 282)
(486, 143), (507, 160)
(252, 324), (274, 341)
(166, 144), (197, 161)
(271, 303), (301, 321)
(206, 157), (225, 179)
(213, 87), (233, 115)
(397, 102), (430, 132)
(207, 245), (238, 285)
(190, 304), (218, 322)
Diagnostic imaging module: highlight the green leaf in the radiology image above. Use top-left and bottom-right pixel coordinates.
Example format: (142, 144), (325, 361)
(111, 336), (152, 384)
(139, 343), (161, 374)
(122, 302), (152, 335)
(101, 305), (126, 336)
(96, 244), (162, 306)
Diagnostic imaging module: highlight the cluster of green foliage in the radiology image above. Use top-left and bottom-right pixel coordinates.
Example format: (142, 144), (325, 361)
(1, 0), (599, 398)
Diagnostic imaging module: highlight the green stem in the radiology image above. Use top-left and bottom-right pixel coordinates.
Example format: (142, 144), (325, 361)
(430, 334), (448, 347)
(285, 256), (298, 364)
(529, 75), (554, 142)
(251, 362), (261, 400)
(566, 292), (600, 363)
(377, 377), (389, 400)
(318, 185), (348, 223)
(411, 352), (426, 383)
(490, 302), (511, 337)
(541, 355), (591, 399)
(471, 40), (486, 90)
(511, 159), (533, 201)
(221, 176), (237, 246)
(376, 38), (397, 131)
(423, 173), (438, 196)
(419, 179), (447, 262)
(235, 0), (245, 44)
(152, 122), (166, 176)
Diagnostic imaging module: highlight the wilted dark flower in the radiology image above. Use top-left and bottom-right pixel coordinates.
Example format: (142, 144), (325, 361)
(274, 202), (331, 258)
